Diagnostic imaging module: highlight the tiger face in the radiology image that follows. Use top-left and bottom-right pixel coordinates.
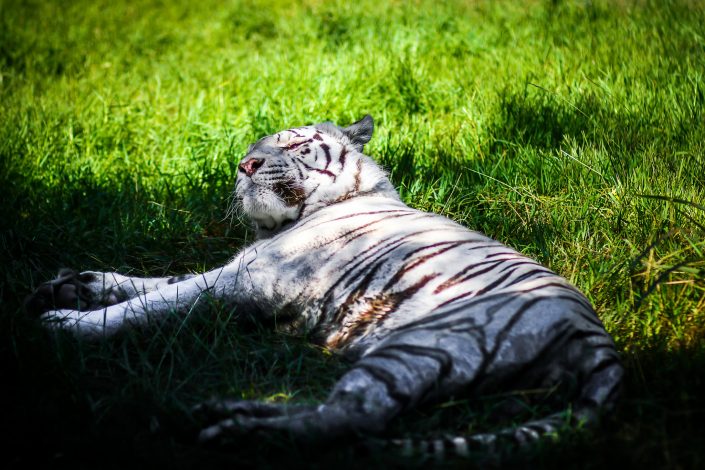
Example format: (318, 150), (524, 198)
(235, 115), (396, 234)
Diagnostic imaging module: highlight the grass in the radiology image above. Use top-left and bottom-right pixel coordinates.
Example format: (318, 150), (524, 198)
(1, 0), (704, 467)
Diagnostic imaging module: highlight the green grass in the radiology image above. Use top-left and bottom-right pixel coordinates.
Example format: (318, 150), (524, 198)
(1, 0), (704, 467)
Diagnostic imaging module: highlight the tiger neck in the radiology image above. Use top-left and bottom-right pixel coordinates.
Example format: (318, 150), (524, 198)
(300, 157), (400, 220)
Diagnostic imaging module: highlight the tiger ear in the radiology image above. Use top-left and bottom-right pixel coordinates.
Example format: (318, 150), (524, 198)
(342, 115), (374, 152)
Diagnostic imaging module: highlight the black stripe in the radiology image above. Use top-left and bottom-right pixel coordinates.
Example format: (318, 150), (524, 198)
(323, 214), (421, 247)
(435, 259), (506, 293)
(289, 209), (414, 237)
(499, 322), (606, 391)
(286, 138), (313, 150)
(402, 292), (521, 332)
(404, 288), (583, 337)
(485, 251), (519, 259)
(365, 350), (417, 373)
(553, 294), (600, 324)
(503, 269), (555, 287)
(319, 209), (414, 225)
(320, 143), (331, 169)
(384, 240), (483, 291)
(167, 274), (194, 285)
(471, 270), (515, 296)
(601, 375), (622, 404)
(355, 364), (411, 409)
(291, 158), (306, 179)
(301, 160), (337, 180)
(339, 146), (348, 168)
(399, 295), (519, 335)
(435, 290), (476, 308)
(471, 296), (548, 388)
(376, 344), (454, 377)
(585, 355), (621, 378)
(497, 259), (544, 274)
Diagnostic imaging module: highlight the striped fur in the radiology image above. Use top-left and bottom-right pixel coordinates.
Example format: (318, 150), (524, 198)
(30, 115), (623, 456)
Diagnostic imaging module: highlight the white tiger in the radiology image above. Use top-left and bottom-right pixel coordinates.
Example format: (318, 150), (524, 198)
(26, 116), (622, 456)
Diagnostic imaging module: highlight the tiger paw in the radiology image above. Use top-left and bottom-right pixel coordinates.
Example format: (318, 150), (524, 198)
(194, 399), (317, 445)
(25, 269), (128, 317)
(24, 269), (95, 316)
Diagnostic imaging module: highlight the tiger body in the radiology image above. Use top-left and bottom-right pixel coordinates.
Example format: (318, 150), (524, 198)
(240, 197), (582, 355)
(29, 116), (622, 455)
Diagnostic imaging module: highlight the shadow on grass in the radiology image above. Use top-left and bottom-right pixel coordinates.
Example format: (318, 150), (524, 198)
(3, 303), (704, 469)
(0, 158), (248, 315)
(490, 84), (705, 191)
(490, 83), (700, 153)
(2, 86), (703, 467)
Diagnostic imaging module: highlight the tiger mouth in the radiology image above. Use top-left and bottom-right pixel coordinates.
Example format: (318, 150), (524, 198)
(271, 180), (306, 207)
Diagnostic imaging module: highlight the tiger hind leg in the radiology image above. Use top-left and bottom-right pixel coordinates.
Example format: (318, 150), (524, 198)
(196, 342), (451, 446)
(393, 338), (624, 459)
(196, 290), (622, 454)
(195, 300), (554, 447)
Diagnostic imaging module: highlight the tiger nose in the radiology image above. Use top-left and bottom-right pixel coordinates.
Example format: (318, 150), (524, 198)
(238, 158), (264, 177)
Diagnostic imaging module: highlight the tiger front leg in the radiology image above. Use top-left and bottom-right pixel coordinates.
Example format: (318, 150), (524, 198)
(37, 268), (230, 338)
(25, 269), (194, 316)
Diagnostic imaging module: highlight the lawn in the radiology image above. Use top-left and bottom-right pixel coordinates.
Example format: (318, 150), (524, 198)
(1, 0), (704, 467)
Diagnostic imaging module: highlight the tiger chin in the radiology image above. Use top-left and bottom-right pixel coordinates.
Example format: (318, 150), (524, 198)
(26, 115), (623, 458)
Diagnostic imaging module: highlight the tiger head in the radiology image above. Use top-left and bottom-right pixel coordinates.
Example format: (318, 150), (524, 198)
(235, 115), (398, 236)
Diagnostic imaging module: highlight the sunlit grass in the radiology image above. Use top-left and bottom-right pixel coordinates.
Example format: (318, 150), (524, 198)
(1, 0), (704, 467)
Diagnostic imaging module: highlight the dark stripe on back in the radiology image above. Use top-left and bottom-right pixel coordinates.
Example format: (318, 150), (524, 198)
(469, 296), (548, 388)
(435, 290), (476, 309)
(418, 292), (602, 335)
(484, 251), (520, 259)
(376, 344), (453, 377)
(497, 259), (544, 274)
(402, 281), (581, 332)
(384, 240), (485, 291)
(473, 270), (516, 296)
(322, 213), (421, 247)
(433, 259), (505, 293)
